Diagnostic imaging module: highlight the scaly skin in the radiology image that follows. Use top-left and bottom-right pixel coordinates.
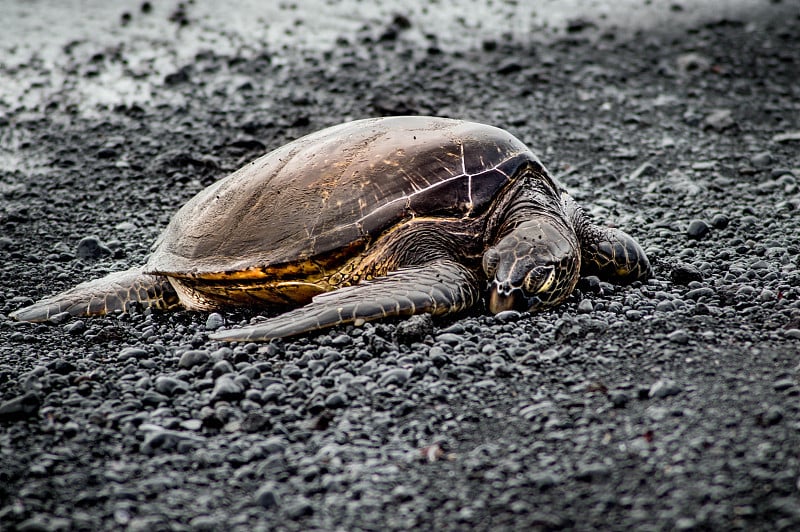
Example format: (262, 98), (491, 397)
(9, 268), (180, 322)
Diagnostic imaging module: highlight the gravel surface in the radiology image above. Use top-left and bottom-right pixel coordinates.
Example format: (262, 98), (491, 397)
(2, 2), (800, 530)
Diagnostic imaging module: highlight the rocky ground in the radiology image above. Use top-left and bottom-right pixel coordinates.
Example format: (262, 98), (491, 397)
(1, 1), (799, 531)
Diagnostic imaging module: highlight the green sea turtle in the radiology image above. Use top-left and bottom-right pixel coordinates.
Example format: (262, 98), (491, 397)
(10, 116), (651, 341)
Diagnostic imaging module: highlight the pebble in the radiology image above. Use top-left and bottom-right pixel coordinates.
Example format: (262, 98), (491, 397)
(649, 379), (682, 399)
(324, 392), (349, 408)
(703, 109), (734, 131)
(750, 151), (773, 168)
(255, 483), (280, 509)
(670, 263), (703, 285)
(686, 220), (709, 239)
(710, 213), (729, 229)
(211, 376), (244, 402)
(685, 287), (714, 300)
(75, 236), (112, 259)
(0, 391), (41, 421)
(205, 313), (224, 330)
(154, 376), (189, 396)
(178, 350), (210, 369)
(435, 333), (463, 345)
(64, 320), (86, 335)
(609, 390), (630, 408)
(394, 314), (434, 344)
(379, 368), (411, 387)
(119, 347), (149, 361)
(667, 329), (690, 344)
(577, 299), (593, 314)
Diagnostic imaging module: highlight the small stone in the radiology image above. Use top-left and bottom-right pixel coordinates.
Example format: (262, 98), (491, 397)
(703, 109), (734, 131)
(241, 412), (272, 433)
(255, 483), (280, 509)
(784, 329), (800, 339)
(324, 392), (348, 408)
(76, 236), (112, 259)
(772, 131), (800, 143)
(0, 391), (41, 421)
(154, 376), (189, 396)
(118, 347), (149, 360)
(286, 498), (314, 519)
(205, 313), (224, 330)
(710, 213), (729, 229)
(685, 287), (714, 300)
(609, 390), (630, 408)
(655, 300), (676, 312)
(649, 379), (682, 399)
(625, 310), (642, 321)
(330, 333), (352, 347)
(760, 406), (783, 426)
(178, 350), (210, 369)
(750, 152), (773, 168)
(435, 332), (463, 345)
(394, 313), (434, 344)
(211, 376), (244, 402)
(773, 378), (795, 391)
(64, 320), (86, 335)
(47, 311), (72, 325)
(577, 299), (593, 314)
(47, 358), (77, 375)
(667, 329), (690, 344)
(670, 263), (703, 285)
(379, 368), (411, 387)
(686, 219), (709, 239)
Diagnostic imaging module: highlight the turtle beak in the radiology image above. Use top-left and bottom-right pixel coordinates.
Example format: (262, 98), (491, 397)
(488, 288), (520, 313)
(488, 281), (538, 313)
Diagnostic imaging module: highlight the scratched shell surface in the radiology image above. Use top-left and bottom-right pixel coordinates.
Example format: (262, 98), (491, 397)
(147, 116), (539, 276)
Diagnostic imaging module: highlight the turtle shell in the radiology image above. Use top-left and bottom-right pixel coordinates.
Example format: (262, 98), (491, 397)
(146, 116), (543, 278)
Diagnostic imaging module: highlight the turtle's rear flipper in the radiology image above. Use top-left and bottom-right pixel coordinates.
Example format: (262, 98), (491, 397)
(10, 267), (180, 323)
(210, 259), (480, 341)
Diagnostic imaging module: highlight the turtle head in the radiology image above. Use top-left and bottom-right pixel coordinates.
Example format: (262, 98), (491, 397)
(483, 218), (580, 313)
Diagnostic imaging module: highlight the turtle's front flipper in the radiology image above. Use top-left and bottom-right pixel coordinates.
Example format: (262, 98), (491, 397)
(210, 259), (480, 342)
(564, 195), (651, 283)
(580, 226), (651, 283)
(10, 267), (180, 322)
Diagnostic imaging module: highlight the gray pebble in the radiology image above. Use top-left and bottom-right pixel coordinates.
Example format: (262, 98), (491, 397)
(76, 236), (112, 260)
(325, 392), (349, 408)
(379, 368), (411, 387)
(750, 151), (773, 168)
(64, 320), (86, 335)
(670, 263), (703, 285)
(609, 390), (630, 408)
(255, 483), (280, 509)
(179, 350), (210, 369)
(119, 347), (149, 361)
(211, 376), (244, 402)
(686, 219), (710, 239)
(649, 379), (682, 398)
(205, 313), (224, 330)
(703, 108), (734, 131)
(667, 330), (690, 344)
(394, 313), (433, 344)
(435, 332), (463, 345)
(0, 391), (41, 421)
(154, 376), (189, 396)
(577, 299), (593, 314)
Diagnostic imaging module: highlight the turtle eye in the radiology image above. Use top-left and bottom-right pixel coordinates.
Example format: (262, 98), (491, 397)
(523, 266), (556, 295)
(482, 249), (500, 278)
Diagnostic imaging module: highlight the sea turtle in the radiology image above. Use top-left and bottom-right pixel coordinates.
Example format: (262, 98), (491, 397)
(11, 116), (651, 341)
